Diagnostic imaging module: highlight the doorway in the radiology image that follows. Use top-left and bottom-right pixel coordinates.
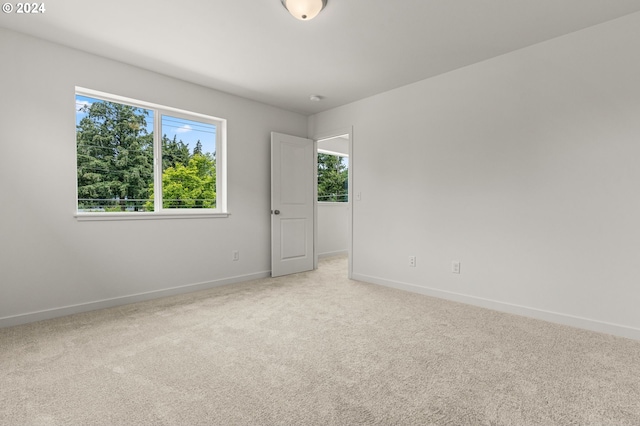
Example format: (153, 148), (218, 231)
(314, 130), (353, 278)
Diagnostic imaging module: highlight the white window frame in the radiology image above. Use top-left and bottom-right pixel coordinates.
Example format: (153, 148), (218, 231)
(74, 87), (228, 221)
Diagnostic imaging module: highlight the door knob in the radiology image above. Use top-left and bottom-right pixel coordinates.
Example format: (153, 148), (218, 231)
(274, 210), (281, 215)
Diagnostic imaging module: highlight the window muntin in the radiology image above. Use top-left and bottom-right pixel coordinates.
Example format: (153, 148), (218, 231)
(75, 89), (225, 216)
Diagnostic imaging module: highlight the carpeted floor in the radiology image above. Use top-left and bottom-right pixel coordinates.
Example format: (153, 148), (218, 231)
(1, 255), (639, 425)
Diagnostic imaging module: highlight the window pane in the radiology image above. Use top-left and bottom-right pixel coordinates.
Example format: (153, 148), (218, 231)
(317, 153), (348, 202)
(76, 95), (155, 212)
(160, 115), (217, 209)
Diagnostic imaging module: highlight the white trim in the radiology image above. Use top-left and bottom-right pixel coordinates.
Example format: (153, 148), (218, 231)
(0, 271), (270, 328)
(153, 104), (162, 212)
(351, 273), (640, 341)
(313, 140), (319, 270)
(75, 212), (230, 221)
(318, 148), (349, 157)
(216, 113), (228, 213)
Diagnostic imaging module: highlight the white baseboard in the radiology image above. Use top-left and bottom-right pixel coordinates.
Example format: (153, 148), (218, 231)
(318, 250), (348, 259)
(352, 273), (640, 341)
(0, 271), (271, 328)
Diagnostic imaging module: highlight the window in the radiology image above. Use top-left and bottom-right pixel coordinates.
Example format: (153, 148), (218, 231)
(75, 88), (226, 218)
(317, 151), (348, 202)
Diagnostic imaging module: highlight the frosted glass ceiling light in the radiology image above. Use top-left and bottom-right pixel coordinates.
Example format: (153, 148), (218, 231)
(281, 0), (327, 20)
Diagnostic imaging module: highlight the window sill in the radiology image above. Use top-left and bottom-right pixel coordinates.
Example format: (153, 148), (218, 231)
(75, 212), (230, 221)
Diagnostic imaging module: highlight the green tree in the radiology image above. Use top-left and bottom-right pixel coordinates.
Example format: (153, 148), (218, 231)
(317, 153), (348, 202)
(193, 140), (203, 155)
(145, 153), (216, 210)
(76, 101), (153, 211)
(162, 134), (190, 170)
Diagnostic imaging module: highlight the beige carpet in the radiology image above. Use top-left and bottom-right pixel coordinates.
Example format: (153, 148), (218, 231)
(1, 256), (639, 425)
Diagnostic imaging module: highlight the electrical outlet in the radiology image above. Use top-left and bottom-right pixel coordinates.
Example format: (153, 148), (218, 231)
(232, 250), (240, 261)
(452, 261), (461, 274)
(409, 256), (416, 267)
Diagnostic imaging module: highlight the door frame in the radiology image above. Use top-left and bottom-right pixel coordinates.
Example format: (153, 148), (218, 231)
(312, 126), (354, 279)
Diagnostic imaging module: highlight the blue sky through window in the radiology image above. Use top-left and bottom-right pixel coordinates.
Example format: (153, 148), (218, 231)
(162, 115), (216, 157)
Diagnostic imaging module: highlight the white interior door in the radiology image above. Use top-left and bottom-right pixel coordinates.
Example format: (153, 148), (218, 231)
(271, 132), (315, 277)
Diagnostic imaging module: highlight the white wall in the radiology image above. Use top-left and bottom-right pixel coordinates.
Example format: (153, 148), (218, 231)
(0, 29), (307, 326)
(318, 136), (349, 156)
(308, 13), (640, 340)
(317, 203), (349, 258)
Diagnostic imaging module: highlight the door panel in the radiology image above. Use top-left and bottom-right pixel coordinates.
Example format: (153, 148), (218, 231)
(281, 218), (308, 259)
(271, 132), (314, 277)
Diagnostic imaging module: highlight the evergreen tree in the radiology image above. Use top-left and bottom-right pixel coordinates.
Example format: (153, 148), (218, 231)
(193, 140), (203, 155)
(76, 101), (153, 211)
(162, 134), (190, 170)
(317, 153), (348, 202)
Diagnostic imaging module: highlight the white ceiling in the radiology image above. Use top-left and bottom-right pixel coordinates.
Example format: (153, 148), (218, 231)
(2, 1), (640, 115)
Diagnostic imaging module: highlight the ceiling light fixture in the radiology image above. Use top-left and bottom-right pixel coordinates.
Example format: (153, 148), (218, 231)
(281, 0), (327, 21)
